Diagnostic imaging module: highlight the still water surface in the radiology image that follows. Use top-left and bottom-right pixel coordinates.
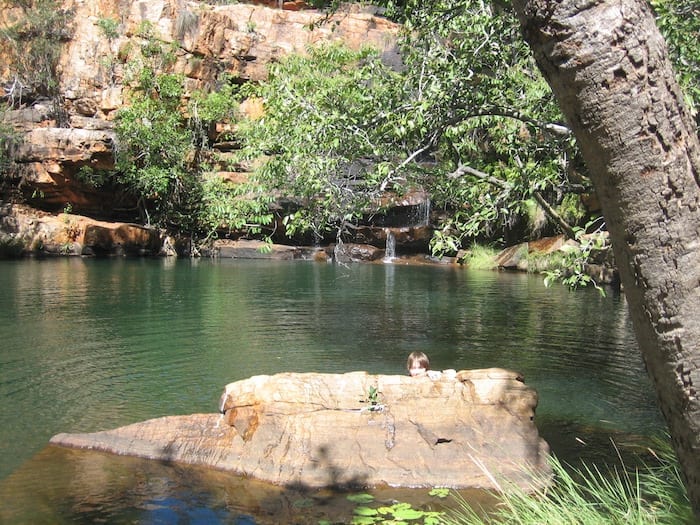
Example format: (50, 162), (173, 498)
(0, 258), (664, 523)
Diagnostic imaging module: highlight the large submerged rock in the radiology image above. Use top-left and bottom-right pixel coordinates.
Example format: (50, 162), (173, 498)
(50, 370), (551, 490)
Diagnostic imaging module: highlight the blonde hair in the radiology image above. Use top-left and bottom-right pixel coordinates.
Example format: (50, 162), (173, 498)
(406, 351), (430, 373)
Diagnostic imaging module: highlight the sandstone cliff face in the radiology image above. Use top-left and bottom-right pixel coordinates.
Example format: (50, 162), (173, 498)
(51, 370), (551, 490)
(0, 0), (399, 217)
(0, 203), (166, 256)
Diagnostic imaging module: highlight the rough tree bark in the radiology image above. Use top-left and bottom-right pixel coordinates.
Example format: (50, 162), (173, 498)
(511, 0), (700, 515)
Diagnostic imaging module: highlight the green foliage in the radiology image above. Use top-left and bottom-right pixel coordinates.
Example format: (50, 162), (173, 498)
(542, 219), (610, 295)
(122, 20), (177, 79)
(238, 2), (589, 251)
(2, 0), (74, 110)
(188, 76), (240, 128)
(458, 244), (499, 270)
(112, 36), (272, 237)
(111, 23), (202, 229)
(9, 0), (698, 272)
(429, 488), (451, 499)
(367, 385), (379, 405)
(198, 176), (274, 237)
(96, 17), (119, 40)
(114, 71), (195, 225)
(651, 0), (700, 123)
(237, 43), (405, 241)
(446, 439), (692, 525)
(347, 493), (376, 504)
(556, 192), (587, 227)
(382, 0), (583, 249)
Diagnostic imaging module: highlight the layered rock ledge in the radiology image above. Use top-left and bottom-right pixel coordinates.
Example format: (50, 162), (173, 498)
(50, 369), (551, 490)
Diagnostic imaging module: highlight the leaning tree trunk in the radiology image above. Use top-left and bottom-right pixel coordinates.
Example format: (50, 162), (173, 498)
(511, 0), (700, 515)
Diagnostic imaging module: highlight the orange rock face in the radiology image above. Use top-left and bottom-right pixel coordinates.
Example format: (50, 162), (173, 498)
(0, 0), (399, 216)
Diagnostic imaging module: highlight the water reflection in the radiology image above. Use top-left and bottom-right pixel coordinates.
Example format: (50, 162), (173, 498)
(0, 258), (664, 522)
(0, 446), (495, 524)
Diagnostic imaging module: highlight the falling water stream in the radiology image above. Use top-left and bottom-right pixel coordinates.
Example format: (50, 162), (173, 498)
(412, 197), (431, 227)
(383, 230), (397, 262)
(0, 258), (664, 523)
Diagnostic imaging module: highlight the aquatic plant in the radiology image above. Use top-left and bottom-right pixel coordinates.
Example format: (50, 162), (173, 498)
(342, 493), (445, 525)
(445, 440), (693, 525)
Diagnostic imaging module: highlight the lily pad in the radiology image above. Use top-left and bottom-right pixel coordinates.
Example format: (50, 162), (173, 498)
(353, 506), (379, 517)
(347, 493), (375, 503)
(428, 487), (450, 498)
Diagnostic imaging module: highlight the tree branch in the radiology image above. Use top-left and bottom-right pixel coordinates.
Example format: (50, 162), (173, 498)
(448, 163), (576, 238)
(532, 190), (576, 238)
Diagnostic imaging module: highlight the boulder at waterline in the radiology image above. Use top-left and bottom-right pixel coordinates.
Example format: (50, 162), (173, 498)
(50, 370), (551, 490)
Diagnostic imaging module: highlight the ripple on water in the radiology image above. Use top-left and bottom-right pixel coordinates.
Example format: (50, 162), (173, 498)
(0, 259), (665, 521)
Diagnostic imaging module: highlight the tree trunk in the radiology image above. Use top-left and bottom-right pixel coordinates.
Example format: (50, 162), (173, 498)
(511, 0), (700, 515)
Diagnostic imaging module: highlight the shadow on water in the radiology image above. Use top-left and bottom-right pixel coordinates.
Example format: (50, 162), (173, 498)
(0, 445), (476, 524)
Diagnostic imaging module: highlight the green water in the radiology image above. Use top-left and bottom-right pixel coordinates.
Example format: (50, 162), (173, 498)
(0, 258), (663, 523)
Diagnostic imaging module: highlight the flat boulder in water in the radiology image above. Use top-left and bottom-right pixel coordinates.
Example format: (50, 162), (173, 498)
(50, 370), (551, 489)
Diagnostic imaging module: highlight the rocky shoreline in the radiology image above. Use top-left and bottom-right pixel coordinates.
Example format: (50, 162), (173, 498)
(0, 202), (621, 291)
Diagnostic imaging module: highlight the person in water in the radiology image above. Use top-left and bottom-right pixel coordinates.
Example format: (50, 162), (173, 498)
(406, 351), (457, 379)
(407, 351), (431, 377)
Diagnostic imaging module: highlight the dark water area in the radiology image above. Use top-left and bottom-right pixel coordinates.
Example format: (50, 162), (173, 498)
(0, 258), (664, 523)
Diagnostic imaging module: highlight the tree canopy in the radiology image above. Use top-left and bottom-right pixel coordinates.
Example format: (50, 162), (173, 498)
(237, 0), (592, 254)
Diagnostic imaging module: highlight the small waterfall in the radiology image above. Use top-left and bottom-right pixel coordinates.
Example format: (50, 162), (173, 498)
(412, 197), (431, 227)
(383, 229), (396, 263)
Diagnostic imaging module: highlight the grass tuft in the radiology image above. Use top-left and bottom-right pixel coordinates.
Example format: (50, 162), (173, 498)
(446, 438), (693, 525)
(459, 244), (499, 270)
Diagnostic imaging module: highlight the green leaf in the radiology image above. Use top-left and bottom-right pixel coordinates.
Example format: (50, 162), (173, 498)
(350, 517), (378, 525)
(292, 497), (314, 508)
(428, 487), (450, 498)
(391, 507), (424, 520)
(353, 506), (379, 516)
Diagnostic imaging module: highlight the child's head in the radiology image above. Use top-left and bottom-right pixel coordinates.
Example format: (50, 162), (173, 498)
(407, 351), (430, 377)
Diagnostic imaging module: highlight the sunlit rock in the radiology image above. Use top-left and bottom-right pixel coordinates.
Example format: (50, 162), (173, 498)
(495, 234), (618, 285)
(0, 204), (162, 256)
(50, 369), (551, 490)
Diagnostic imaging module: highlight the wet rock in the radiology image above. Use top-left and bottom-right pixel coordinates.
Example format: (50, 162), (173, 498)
(353, 225), (433, 251)
(207, 238), (301, 259)
(332, 242), (385, 262)
(82, 222), (161, 256)
(51, 369), (551, 490)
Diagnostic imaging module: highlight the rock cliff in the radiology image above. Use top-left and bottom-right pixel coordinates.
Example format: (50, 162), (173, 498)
(0, 1), (402, 254)
(51, 370), (551, 490)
